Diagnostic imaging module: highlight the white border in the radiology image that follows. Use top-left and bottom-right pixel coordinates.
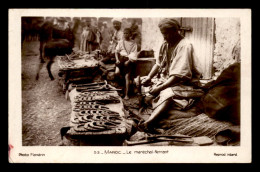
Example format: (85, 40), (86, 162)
(8, 9), (251, 163)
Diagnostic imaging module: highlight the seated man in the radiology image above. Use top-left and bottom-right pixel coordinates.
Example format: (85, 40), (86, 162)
(115, 28), (138, 100)
(139, 18), (204, 133)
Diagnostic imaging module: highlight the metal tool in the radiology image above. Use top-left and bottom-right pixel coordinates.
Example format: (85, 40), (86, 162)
(124, 134), (194, 146)
(147, 134), (192, 139)
(73, 81), (107, 88)
(77, 84), (122, 92)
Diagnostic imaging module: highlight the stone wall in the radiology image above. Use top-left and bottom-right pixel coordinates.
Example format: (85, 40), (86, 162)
(213, 18), (241, 78)
(141, 18), (164, 58)
(141, 17), (241, 79)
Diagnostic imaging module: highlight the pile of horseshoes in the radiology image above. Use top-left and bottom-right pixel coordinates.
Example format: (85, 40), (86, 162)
(70, 82), (123, 132)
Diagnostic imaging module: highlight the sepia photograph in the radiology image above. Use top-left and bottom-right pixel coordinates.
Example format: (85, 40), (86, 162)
(8, 9), (251, 163)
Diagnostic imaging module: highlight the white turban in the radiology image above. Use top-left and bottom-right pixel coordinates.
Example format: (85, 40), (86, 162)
(158, 18), (181, 31)
(111, 18), (122, 23)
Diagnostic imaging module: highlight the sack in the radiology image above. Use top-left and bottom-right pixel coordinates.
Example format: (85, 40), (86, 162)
(199, 63), (240, 124)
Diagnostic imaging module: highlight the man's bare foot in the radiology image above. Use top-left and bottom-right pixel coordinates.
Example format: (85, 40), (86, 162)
(138, 121), (161, 134)
(124, 95), (130, 100)
(115, 67), (120, 76)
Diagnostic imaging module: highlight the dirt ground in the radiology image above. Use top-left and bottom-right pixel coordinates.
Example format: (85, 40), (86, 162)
(21, 40), (142, 146)
(22, 40), (72, 146)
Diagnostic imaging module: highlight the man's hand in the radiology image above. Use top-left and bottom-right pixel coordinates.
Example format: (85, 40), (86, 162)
(124, 60), (130, 66)
(116, 60), (120, 65)
(111, 36), (118, 44)
(141, 76), (152, 86)
(148, 86), (161, 96)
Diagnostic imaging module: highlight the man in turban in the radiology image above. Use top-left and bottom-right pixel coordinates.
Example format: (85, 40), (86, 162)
(101, 18), (124, 64)
(80, 18), (97, 52)
(138, 18), (204, 133)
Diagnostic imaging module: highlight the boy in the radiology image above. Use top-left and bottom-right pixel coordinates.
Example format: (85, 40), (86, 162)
(115, 28), (138, 100)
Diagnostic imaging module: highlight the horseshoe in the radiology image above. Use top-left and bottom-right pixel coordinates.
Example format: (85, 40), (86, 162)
(95, 121), (117, 129)
(78, 116), (92, 123)
(71, 117), (79, 124)
(74, 124), (89, 132)
(74, 105), (109, 110)
(80, 91), (106, 96)
(73, 108), (80, 112)
(75, 101), (97, 105)
(82, 114), (94, 121)
(90, 110), (118, 115)
(78, 110), (92, 116)
(83, 122), (106, 131)
(92, 115), (121, 122)
(92, 114), (104, 121)
(74, 101), (105, 105)
(88, 121), (107, 130)
(101, 116), (122, 125)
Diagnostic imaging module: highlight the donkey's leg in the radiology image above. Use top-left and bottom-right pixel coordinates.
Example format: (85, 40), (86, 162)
(36, 42), (46, 80)
(39, 41), (46, 63)
(47, 57), (55, 80)
(36, 59), (45, 80)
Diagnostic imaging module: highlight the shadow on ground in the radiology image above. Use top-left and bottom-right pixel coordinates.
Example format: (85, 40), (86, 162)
(22, 40), (71, 146)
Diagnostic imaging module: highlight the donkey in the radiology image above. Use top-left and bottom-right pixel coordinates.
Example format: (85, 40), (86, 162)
(36, 21), (75, 80)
